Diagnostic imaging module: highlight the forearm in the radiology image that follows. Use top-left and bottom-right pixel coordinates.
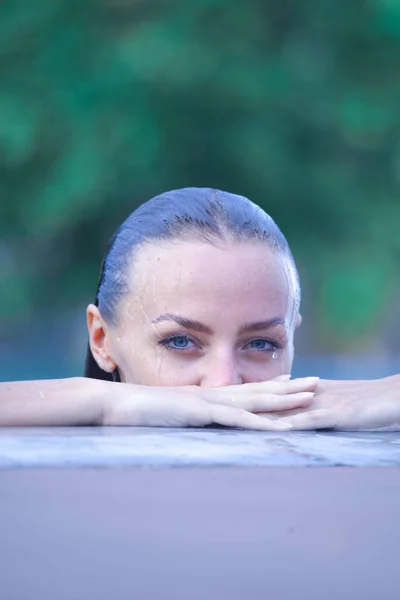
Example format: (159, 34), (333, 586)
(0, 377), (109, 426)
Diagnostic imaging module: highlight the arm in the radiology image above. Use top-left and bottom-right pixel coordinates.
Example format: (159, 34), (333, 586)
(0, 376), (318, 429)
(0, 378), (108, 426)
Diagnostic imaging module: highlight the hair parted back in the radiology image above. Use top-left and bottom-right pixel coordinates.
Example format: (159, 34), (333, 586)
(85, 187), (300, 381)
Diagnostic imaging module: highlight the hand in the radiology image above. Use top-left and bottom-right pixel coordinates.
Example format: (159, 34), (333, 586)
(102, 376), (319, 430)
(274, 375), (400, 431)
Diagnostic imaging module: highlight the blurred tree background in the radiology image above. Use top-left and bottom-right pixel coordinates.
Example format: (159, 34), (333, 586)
(1, 0), (400, 378)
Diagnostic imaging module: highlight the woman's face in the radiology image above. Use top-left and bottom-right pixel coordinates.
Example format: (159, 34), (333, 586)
(91, 240), (300, 387)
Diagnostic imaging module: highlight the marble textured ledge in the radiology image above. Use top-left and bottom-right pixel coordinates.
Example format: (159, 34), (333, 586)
(0, 427), (399, 468)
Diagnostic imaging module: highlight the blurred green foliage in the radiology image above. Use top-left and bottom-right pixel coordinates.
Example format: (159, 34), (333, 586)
(1, 0), (400, 351)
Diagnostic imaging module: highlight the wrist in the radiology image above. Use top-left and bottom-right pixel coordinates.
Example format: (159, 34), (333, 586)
(79, 377), (116, 425)
(99, 380), (142, 426)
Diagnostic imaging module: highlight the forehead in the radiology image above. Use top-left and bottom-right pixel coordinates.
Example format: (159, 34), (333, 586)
(121, 240), (296, 320)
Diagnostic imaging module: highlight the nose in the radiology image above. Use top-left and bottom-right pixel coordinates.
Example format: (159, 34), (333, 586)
(200, 352), (243, 388)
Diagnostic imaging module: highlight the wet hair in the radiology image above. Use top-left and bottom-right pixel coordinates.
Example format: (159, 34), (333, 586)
(85, 187), (300, 381)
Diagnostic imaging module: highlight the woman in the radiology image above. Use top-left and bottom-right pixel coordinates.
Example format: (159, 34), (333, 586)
(1, 188), (399, 430)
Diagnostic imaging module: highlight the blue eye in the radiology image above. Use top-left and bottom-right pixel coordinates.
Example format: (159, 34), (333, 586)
(170, 336), (190, 349)
(160, 335), (198, 351)
(245, 338), (276, 351)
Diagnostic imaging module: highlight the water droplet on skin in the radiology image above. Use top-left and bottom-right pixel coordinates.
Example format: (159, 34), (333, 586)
(155, 347), (163, 384)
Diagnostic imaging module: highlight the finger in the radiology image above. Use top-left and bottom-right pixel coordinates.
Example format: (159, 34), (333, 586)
(208, 379), (320, 405)
(209, 404), (293, 431)
(246, 377), (319, 395)
(249, 391), (315, 413)
(271, 377), (319, 394)
(206, 391), (315, 412)
(277, 408), (338, 430)
(219, 391), (315, 412)
(271, 374), (291, 382)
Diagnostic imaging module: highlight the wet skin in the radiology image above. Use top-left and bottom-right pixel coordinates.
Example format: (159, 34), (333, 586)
(88, 240), (301, 387)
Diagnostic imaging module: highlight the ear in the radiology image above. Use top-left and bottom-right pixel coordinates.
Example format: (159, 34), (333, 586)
(86, 304), (117, 373)
(295, 313), (302, 329)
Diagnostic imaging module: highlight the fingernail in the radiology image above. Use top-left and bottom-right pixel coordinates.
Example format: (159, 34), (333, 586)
(301, 377), (319, 383)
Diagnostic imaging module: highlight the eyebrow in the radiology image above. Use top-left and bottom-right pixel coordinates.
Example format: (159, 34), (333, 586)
(152, 314), (213, 334)
(238, 317), (286, 334)
(151, 313), (286, 334)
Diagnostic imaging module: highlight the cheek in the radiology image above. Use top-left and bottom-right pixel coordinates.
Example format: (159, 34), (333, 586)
(244, 359), (285, 382)
(111, 332), (149, 384)
(115, 336), (197, 386)
(283, 343), (295, 374)
(248, 347), (294, 381)
(152, 361), (199, 387)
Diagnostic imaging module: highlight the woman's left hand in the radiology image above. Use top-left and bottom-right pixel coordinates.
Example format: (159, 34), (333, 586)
(272, 375), (400, 431)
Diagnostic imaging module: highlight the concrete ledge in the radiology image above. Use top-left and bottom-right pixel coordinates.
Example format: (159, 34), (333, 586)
(0, 427), (399, 468)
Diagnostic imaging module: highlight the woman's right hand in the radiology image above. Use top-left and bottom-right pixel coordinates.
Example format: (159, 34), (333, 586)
(102, 376), (319, 431)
